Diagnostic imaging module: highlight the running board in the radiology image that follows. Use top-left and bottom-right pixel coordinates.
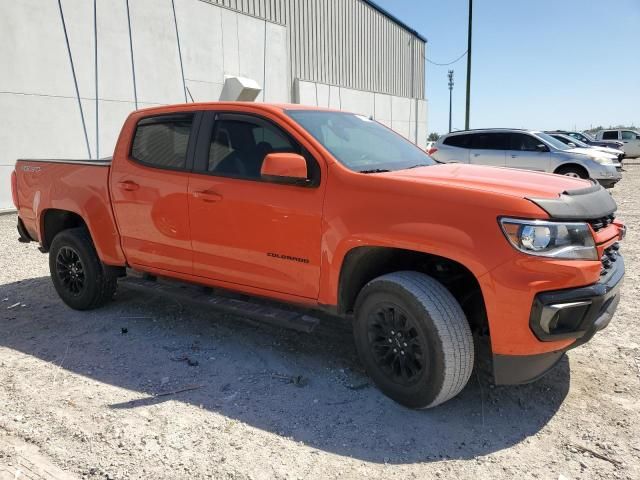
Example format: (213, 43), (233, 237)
(121, 276), (321, 333)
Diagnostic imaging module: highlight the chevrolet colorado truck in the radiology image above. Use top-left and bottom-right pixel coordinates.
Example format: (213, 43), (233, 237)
(11, 103), (626, 408)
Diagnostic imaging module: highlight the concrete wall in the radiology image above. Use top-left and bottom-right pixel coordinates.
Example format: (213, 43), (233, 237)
(294, 80), (428, 148)
(0, 0), (289, 211)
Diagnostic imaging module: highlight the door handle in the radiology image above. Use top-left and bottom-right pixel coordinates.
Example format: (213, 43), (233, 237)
(511, 155), (518, 158)
(117, 180), (139, 191)
(472, 153), (480, 157)
(193, 190), (223, 202)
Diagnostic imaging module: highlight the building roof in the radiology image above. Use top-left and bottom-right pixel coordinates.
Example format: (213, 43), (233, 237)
(363, 0), (427, 43)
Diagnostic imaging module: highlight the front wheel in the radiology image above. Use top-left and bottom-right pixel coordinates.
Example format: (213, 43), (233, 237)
(49, 228), (118, 310)
(353, 271), (474, 408)
(555, 165), (588, 179)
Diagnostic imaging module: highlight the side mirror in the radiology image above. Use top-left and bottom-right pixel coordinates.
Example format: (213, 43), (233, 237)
(568, 142), (577, 147)
(536, 144), (549, 152)
(636, 135), (640, 140)
(261, 153), (308, 185)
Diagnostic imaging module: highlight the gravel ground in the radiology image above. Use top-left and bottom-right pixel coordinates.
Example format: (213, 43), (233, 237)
(0, 168), (639, 480)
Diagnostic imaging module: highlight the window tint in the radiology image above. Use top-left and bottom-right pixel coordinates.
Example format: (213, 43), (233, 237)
(131, 114), (193, 169)
(208, 115), (299, 179)
(470, 132), (508, 150)
(602, 131), (619, 140)
(443, 134), (470, 148)
(621, 131), (637, 140)
(510, 133), (542, 151)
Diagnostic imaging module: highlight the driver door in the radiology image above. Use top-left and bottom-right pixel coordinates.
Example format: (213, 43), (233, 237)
(187, 112), (326, 299)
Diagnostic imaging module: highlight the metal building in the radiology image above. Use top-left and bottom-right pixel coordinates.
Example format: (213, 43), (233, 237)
(0, 0), (427, 211)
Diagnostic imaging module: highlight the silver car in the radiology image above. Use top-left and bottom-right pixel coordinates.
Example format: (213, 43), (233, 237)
(431, 129), (622, 188)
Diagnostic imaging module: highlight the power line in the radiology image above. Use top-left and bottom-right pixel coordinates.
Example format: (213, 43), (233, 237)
(426, 50), (468, 66)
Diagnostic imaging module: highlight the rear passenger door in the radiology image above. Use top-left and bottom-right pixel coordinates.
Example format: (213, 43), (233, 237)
(187, 112), (325, 299)
(468, 132), (507, 167)
(506, 132), (550, 172)
(110, 113), (199, 274)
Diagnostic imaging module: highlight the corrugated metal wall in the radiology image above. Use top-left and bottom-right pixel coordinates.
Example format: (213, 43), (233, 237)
(201, 0), (426, 99)
(204, 0), (287, 24)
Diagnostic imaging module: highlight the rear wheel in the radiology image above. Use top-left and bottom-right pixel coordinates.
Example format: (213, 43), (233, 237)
(49, 228), (117, 310)
(353, 271), (474, 409)
(555, 165), (588, 179)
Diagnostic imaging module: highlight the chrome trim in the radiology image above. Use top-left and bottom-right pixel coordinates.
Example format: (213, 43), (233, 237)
(17, 158), (112, 167)
(540, 301), (592, 334)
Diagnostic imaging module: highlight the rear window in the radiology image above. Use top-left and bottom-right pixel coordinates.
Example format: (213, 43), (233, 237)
(602, 131), (619, 140)
(131, 114), (193, 169)
(443, 134), (470, 148)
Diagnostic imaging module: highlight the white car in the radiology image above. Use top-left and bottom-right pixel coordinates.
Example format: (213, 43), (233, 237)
(596, 129), (640, 158)
(548, 133), (625, 162)
(432, 129), (622, 188)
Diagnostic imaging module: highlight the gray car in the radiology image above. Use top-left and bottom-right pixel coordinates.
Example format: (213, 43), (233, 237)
(431, 129), (622, 188)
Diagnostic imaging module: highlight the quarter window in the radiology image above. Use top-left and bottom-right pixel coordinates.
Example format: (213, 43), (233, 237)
(443, 134), (470, 148)
(131, 114), (193, 169)
(602, 131), (619, 140)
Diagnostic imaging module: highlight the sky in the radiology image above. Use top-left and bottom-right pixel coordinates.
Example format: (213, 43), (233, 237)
(375, 0), (640, 135)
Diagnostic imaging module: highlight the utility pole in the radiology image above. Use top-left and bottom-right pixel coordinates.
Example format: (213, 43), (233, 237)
(448, 70), (454, 133)
(465, 0), (472, 130)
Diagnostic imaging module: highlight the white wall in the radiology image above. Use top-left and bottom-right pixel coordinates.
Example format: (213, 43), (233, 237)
(294, 80), (428, 149)
(0, 0), (289, 211)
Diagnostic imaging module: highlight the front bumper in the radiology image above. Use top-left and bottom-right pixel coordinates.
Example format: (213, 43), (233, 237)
(493, 255), (624, 385)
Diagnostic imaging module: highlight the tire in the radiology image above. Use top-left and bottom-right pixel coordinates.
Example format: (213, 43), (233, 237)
(555, 165), (588, 179)
(49, 227), (118, 310)
(353, 271), (474, 409)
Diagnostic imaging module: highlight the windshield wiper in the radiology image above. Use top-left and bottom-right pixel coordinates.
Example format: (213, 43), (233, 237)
(358, 168), (391, 174)
(405, 163), (431, 169)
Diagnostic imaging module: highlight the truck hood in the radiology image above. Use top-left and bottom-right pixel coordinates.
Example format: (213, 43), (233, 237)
(381, 163), (588, 200)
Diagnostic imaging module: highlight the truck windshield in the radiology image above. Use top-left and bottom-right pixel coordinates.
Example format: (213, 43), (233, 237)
(286, 110), (435, 172)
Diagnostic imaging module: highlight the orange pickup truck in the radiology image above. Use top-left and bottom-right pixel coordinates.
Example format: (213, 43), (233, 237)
(12, 103), (626, 408)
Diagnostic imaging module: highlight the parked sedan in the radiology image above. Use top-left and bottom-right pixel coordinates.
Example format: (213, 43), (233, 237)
(431, 129), (622, 187)
(547, 133), (625, 162)
(552, 130), (625, 150)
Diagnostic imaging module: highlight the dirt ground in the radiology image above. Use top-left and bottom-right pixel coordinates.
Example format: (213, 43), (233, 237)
(1, 167), (639, 480)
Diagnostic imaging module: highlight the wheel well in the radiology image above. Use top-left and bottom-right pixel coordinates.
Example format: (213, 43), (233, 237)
(554, 163), (588, 177)
(338, 247), (488, 335)
(41, 209), (88, 251)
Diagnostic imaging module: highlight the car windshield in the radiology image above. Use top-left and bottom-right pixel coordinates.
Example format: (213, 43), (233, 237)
(286, 110), (436, 172)
(534, 132), (571, 150)
(578, 132), (596, 142)
(557, 134), (589, 148)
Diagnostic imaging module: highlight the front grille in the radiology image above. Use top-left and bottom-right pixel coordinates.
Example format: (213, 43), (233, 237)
(589, 214), (615, 232)
(601, 243), (620, 276)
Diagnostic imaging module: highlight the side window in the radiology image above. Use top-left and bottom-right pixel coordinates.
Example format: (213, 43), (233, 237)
(131, 114), (193, 169)
(207, 114), (305, 180)
(443, 134), (469, 148)
(510, 133), (542, 151)
(621, 131), (637, 140)
(470, 133), (508, 150)
(602, 131), (619, 140)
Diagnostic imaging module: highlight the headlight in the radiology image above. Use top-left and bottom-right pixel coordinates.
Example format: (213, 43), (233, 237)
(593, 156), (615, 165)
(499, 218), (597, 260)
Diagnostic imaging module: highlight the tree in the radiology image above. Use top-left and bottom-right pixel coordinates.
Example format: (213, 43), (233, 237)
(427, 132), (440, 142)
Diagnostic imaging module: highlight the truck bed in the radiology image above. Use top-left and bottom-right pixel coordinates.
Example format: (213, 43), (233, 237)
(14, 157), (125, 266)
